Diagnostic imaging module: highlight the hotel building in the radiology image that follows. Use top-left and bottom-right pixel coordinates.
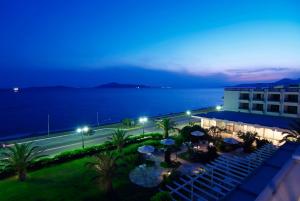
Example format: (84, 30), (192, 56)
(195, 85), (300, 143)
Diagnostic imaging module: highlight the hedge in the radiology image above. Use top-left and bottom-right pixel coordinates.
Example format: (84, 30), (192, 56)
(0, 133), (162, 179)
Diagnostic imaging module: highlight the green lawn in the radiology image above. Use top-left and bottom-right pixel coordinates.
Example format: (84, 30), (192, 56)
(0, 140), (160, 201)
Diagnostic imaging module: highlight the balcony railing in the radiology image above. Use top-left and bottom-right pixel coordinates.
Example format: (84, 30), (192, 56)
(268, 97), (280, 102)
(253, 97), (264, 101)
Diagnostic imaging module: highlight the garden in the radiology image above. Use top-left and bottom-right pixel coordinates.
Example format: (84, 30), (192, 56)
(0, 117), (277, 201)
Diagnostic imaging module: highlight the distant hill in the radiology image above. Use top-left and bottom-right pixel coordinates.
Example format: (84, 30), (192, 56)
(95, 82), (155, 89)
(233, 78), (300, 88)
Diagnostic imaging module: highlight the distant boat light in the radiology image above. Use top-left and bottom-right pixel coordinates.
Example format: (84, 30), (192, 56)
(13, 87), (19, 93)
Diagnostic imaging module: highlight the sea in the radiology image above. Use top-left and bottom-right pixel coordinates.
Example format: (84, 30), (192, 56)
(0, 88), (223, 140)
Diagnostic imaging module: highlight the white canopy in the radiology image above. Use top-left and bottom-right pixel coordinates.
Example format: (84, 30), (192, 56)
(191, 131), (205, 137)
(160, 138), (175, 146)
(138, 145), (155, 154)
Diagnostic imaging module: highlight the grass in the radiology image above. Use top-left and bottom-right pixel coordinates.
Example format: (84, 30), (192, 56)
(0, 140), (160, 201)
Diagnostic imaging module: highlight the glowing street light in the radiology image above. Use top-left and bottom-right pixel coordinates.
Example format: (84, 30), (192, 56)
(216, 105), (222, 111)
(186, 110), (192, 124)
(76, 126), (89, 149)
(139, 117), (148, 135)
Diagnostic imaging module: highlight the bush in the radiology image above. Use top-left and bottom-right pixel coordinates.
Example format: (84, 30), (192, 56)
(150, 192), (172, 201)
(122, 118), (135, 127)
(237, 131), (258, 153)
(173, 134), (184, 149)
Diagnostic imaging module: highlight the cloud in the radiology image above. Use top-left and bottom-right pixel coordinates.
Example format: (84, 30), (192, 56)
(223, 67), (300, 82)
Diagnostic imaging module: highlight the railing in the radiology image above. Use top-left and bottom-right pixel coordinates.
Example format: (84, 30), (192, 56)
(268, 98), (280, 102)
(238, 107), (249, 110)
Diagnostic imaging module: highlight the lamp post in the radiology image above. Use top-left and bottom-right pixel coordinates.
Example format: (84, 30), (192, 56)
(186, 110), (192, 124)
(139, 117), (148, 136)
(76, 126), (89, 149)
(216, 105), (222, 111)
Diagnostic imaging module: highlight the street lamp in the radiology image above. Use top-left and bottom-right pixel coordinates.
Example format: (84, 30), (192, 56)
(216, 105), (222, 111)
(76, 126), (89, 149)
(139, 117), (148, 135)
(186, 110), (192, 124)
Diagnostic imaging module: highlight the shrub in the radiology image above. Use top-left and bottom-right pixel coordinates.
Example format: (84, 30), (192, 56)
(237, 131), (258, 153)
(122, 118), (135, 127)
(150, 191), (172, 201)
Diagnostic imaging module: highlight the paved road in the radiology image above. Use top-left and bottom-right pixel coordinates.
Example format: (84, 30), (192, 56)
(0, 115), (200, 157)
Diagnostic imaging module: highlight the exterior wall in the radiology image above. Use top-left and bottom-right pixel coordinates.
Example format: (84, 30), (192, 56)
(224, 87), (300, 118)
(223, 90), (240, 111)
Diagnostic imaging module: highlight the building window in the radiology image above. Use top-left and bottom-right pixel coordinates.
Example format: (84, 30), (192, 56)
(253, 93), (264, 101)
(252, 103), (264, 111)
(267, 104), (280, 113)
(239, 103), (249, 110)
(284, 94), (298, 103)
(268, 94), (280, 102)
(239, 93), (250, 100)
(284, 105), (298, 114)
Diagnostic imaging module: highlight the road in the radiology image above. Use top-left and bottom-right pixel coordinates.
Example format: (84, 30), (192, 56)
(0, 115), (201, 157)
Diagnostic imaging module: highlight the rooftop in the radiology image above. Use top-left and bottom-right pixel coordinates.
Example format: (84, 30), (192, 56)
(195, 111), (296, 130)
(224, 142), (300, 201)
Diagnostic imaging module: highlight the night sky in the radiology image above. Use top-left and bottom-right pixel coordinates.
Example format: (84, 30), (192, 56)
(1, 0), (300, 87)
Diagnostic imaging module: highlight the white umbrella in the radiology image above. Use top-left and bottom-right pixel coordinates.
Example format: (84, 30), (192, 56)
(138, 145), (155, 154)
(160, 138), (175, 146)
(191, 131), (205, 137)
(223, 138), (239, 145)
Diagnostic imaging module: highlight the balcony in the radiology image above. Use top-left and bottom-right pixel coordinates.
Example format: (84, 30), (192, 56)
(284, 95), (298, 103)
(268, 94), (281, 102)
(239, 103), (249, 110)
(267, 104), (280, 113)
(253, 93), (264, 101)
(252, 103), (264, 112)
(284, 106), (298, 115)
(239, 93), (250, 101)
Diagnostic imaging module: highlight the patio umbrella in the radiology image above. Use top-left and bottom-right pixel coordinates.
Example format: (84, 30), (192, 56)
(138, 145), (155, 154)
(160, 138), (175, 146)
(223, 138), (239, 145)
(191, 131), (205, 137)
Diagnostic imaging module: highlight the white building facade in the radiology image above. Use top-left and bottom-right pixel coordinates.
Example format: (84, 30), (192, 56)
(196, 86), (300, 143)
(224, 87), (300, 118)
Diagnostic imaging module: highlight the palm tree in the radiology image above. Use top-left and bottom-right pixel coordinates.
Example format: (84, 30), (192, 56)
(108, 129), (130, 152)
(281, 119), (300, 143)
(86, 152), (118, 195)
(156, 118), (176, 138)
(1, 143), (45, 181)
(208, 126), (226, 140)
(237, 131), (258, 152)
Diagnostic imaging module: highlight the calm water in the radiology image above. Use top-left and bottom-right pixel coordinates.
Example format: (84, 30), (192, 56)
(0, 88), (223, 140)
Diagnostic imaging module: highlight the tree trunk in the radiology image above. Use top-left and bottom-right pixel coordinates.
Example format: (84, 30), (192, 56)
(105, 180), (116, 201)
(164, 129), (169, 138)
(18, 169), (27, 181)
(165, 149), (171, 164)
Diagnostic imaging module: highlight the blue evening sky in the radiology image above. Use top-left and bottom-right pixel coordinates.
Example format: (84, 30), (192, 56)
(0, 0), (300, 87)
